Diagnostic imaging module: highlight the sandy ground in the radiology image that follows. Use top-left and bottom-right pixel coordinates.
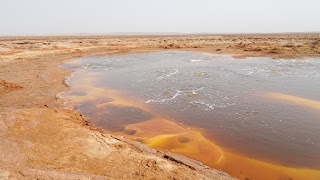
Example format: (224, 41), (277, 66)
(0, 34), (319, 180)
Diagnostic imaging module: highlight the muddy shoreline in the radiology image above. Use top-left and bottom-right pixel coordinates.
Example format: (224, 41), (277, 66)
(0, 34), (319, 180)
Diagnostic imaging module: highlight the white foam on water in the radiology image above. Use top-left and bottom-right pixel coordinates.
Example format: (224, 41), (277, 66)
(166, 68), (179, 77)
(190, 101), (216, 110)
(190, 87), (205, 94)
(145, 90), (183, 103)
(190, 100), (236, 111)
(145, 87), (205, 104)
(190, 59), (203, 62)
(157, 68), (179, 80)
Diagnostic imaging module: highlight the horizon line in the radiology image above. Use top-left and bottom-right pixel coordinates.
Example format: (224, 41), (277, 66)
(1, 31), (320, 37)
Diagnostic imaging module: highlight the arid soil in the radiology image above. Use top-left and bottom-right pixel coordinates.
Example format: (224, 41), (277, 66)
(0, 34), (319, 180)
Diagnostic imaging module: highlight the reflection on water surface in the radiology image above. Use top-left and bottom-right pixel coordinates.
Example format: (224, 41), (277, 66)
(61, 51), (320, 180)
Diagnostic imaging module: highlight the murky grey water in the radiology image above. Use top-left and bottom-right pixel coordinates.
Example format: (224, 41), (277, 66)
(62, 51), (320, 169)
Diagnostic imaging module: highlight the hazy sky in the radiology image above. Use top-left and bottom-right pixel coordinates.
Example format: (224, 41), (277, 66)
(0, 0), (319, 35)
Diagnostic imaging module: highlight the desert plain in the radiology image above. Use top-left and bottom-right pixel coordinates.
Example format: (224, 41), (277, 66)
(0, 34), (320, 180)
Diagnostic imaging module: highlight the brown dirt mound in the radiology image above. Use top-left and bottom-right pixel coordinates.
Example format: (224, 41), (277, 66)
(0, 78), (23, 93)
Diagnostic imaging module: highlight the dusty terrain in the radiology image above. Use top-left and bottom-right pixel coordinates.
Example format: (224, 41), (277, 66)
(0, 34), (319, 180)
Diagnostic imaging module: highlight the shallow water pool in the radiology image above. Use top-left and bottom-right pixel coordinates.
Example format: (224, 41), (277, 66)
(61, 51), (320, 180)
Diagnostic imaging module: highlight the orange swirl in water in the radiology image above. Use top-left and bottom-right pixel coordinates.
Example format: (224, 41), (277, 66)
(265, 92), (320, 111)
